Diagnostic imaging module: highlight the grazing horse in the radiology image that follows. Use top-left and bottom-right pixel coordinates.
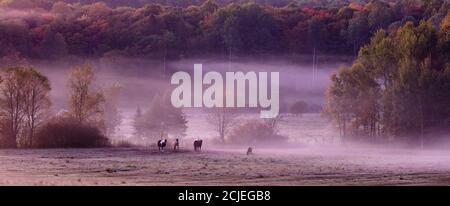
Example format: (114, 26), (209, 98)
(246, 147), (253, 155)
(193, 139), (203, 152)
(157, 139), (167, 152)
(173, 139), (179, 152)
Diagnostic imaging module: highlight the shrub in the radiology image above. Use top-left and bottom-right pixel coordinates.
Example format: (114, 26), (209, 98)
(110, 139), (135, 148)
(34, 117), (109, 148)
(290, 101), (308, 115)
(226, 120), (288, 145)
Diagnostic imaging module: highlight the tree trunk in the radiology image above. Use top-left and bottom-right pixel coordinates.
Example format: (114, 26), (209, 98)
(419, 96), (424, 149)
(342, 119), (346, 144)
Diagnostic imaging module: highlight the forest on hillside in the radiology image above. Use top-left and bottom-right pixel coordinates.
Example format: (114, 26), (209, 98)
(0, 0), (448, 63)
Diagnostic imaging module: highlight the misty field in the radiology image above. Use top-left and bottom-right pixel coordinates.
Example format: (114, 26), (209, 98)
(1, 146), (450, 186)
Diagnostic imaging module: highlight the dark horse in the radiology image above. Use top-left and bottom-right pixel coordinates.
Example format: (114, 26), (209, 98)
(246, 147), (253, 155)
(157, 139), (167, 152)
(193, 139), (203, 152)
(173, 139), (179, 152)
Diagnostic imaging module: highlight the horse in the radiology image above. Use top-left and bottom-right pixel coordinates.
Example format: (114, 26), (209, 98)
(193, 139), (203, 152)
(173, 138), (179, 152)
(157, 139), (167, 152)
(246, 147), (253, 155)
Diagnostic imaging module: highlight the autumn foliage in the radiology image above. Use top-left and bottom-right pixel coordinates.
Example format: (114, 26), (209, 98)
(0, 0), (448, 60)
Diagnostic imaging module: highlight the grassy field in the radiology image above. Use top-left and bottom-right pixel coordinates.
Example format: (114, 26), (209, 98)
(1, 146), (450, 185)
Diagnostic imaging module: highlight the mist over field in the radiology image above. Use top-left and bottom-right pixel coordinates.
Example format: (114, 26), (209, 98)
(28, 56), (342, 143)
(31, 58), (334, 108)
(1, 0), (450, 186)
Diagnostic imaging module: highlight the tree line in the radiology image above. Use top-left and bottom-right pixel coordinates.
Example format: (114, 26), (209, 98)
(0, 64), (123, 148)
(323, 12), (450, 146)
(0, 0), (448, 62)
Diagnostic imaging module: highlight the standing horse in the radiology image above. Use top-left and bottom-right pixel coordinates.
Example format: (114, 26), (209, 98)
(157, 139), (167, 152)
(246, 147), (253, 155)
(193, 139), (203, 152)
(173, 139), (179, 152)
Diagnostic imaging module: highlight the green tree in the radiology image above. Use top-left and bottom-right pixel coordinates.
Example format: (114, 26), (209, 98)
(346, 12), (369, 57)
(139, 92), (187, 141)
(324, 63), (379, 142)
(67, 64), (104, 124)
(366, 1), (395, 32)
(39, 30), (68, 59)
(325, 19), (450, 146)
(206, 3), (281, 54)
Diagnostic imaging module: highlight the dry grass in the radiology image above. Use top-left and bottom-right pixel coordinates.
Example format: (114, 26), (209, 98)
(1, 146), (450, 185)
